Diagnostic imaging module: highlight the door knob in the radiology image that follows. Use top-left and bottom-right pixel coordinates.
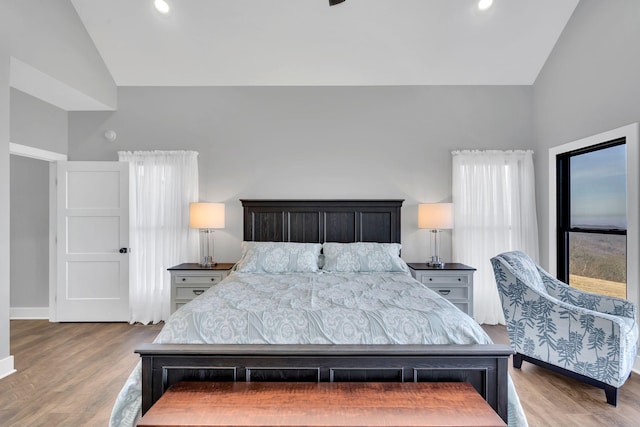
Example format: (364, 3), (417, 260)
(119, 248), (129, 254)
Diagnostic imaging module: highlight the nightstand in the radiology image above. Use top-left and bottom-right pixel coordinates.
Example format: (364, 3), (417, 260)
(168, 263), (235, 313)
(407, 263), (476, 317)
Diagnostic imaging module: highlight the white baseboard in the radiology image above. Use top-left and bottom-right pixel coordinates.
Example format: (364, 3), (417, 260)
(0, 355), (16, 379)
(10, 306), (49, 320)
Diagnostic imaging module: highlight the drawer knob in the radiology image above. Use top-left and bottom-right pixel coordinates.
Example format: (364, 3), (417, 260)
(192, 289), (204, 296)
(210, 278), (216, 282)
(181, 278), (186, 282)
(438, 290), (451, 296)
(458, 278), (462, 281)
(428, 278), (433, 281)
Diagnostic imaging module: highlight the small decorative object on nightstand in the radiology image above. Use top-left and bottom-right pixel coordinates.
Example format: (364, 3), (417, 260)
(168, 263), (235, 313)
(407, 262), (475, 317)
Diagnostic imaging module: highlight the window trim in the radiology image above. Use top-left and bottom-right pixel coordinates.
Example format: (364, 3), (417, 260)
(548, 123), (639, 307)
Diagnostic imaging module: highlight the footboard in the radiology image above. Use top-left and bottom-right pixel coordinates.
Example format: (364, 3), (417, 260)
(136, 343), (513, 423)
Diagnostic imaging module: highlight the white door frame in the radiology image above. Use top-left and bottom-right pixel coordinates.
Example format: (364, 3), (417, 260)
(9, 142), (67, 162)
(9, 143), (67, 321)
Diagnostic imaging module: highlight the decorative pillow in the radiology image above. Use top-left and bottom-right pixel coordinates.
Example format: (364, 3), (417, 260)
(321, 242), (409, 273)
(235, 242), (322, 273)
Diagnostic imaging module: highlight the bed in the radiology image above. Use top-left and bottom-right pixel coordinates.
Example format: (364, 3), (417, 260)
(110, 200), (527, 427)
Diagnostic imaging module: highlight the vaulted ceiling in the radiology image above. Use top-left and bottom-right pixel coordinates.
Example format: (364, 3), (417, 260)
(71, 0), (579, 86)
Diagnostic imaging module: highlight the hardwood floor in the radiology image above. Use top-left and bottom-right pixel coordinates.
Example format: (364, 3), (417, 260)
(1, 320), (162, 427)
(0, 320), (638, 426)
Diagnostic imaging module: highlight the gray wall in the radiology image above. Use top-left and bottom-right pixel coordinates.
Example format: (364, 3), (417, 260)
(9, 155), (49, 308)
(69, 85), (533, 264)
(10, 89), (68, 154)
(7, 0), (116, 110)
(533, 0), (640, 267)
(1, 0), (12, 371)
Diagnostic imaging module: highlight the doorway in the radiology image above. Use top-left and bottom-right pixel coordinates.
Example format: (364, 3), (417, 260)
(9, 143), (66, 320)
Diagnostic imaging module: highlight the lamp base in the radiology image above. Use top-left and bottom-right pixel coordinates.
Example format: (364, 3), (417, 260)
(427, 256), (445, 268)
(198, 229), (217, 268)
(199, 256), (217, 268)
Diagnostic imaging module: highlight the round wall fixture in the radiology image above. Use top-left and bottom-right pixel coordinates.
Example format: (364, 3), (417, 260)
(104, 130), (117, 142)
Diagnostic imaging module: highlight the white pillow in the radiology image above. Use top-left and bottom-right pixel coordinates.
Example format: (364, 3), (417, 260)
(321, 242), (409, 273)
(235, 241), (322, 273)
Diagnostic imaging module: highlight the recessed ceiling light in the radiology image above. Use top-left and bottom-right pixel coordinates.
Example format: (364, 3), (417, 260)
(478, 0), (494, 11)
(154, 0), (170, 14)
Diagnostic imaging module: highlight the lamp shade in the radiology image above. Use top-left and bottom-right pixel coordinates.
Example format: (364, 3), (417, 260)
(189, 203), (225, 229)
(418, 203), (453, 229)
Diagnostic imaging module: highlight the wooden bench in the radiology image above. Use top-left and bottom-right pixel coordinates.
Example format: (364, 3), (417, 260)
(137, 381), (506, 427)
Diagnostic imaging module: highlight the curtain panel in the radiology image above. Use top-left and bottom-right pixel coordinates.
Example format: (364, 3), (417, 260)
(118, 150), (199, 324)
(451, 150), (539, 324)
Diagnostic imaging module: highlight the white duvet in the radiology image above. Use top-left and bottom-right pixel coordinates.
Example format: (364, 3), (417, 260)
(110, 271), (528, 426)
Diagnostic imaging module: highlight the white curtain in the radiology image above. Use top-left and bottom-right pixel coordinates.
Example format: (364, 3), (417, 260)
(451, 150), (539, 325)
(118, 150), (199, 324)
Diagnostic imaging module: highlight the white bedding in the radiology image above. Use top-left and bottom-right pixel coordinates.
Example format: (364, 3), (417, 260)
(110, 271), (528, 426)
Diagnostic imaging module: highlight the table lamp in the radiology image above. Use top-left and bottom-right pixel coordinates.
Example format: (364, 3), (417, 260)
(189, 202), (225, 267)
(418, 203), (454, 268)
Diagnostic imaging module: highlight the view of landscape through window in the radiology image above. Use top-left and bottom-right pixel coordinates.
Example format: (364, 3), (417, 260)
(568, 143), (626, 298)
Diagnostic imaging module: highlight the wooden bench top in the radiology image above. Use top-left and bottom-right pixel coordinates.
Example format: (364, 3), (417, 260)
(137, 381), (506, 427)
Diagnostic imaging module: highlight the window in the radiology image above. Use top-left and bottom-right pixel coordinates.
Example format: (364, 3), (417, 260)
(556, 141), (627, 298)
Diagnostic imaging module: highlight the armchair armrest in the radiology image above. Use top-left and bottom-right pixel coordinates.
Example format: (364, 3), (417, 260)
(538, 268), (637, 320)
(524, 289), (636, 384)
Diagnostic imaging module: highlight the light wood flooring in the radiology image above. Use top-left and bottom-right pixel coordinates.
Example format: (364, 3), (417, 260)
(1, 320), (162, 426)
(0, 320), (638, 426)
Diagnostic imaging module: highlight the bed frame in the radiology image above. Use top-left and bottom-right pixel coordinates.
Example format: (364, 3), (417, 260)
(136, 199), (512, 423)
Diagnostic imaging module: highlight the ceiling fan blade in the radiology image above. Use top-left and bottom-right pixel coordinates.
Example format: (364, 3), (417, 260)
(329, 0), (346, 6)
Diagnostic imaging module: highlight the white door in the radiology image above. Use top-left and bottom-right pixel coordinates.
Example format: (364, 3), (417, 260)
(55, 161), (129, 321)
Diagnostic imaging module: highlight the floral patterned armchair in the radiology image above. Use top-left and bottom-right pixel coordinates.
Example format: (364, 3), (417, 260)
(491, 251), (638, 406)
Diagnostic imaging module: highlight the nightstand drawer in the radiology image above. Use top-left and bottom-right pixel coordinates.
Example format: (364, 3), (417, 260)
(428, 286), (469, 300)
(175, 286), (212, 299)
(418, 275), (469, 285)
(174, 274), (224, 285)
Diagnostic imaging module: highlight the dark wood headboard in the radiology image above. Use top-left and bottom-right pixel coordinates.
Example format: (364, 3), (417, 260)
(241, 200), (403, 244)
